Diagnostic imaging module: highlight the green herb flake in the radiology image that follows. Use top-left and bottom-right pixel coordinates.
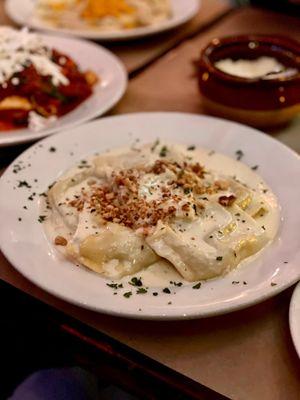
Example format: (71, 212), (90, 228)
(123, 291), (132, 298)
(192, 282), (201, 289)
(159, 146), (168, 157)
(106, 283), (118, 289)
(136, 288), (147, 294)
(151, 139), (160, 152)
(216, 256), (223, 261)
(172, 281), (183, 287)
(153, 292), (158, 296)
(187, 145), (196, 151)
(18, 180), (31, 188)
(162, 287), (171, 294)
(38, 215), (46, 223)
(235, 150), (244, 161)
(129, 277), (143, 287)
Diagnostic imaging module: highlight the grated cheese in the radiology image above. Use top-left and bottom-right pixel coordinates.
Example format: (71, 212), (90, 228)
(81, 0), (134, 19)
(0, 26), (69, 86)
(28, 110), (57, 131)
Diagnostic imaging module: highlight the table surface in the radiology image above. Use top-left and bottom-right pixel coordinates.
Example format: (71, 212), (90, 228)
(1, 2), (300, 400)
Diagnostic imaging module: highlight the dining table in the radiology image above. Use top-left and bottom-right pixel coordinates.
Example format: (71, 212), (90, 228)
(0, 1), (300, 399)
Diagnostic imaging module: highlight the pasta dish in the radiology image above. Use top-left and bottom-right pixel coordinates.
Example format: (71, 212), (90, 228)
(44, 142), (280, 283)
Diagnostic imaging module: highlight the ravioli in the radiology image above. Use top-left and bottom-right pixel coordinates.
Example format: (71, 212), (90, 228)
(45, 143), (280, 282)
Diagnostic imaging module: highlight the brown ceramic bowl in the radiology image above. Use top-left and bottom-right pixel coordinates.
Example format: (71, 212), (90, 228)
(197, 35), (300, 128)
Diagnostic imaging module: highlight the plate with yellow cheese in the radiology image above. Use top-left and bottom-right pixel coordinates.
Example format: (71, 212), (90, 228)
(5, 0), (200, 41)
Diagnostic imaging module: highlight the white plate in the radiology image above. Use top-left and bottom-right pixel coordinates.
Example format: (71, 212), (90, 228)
(0, 33), (127, 147)
(1, 113), (300, 320)
(289, 282), (300, 358)
(5, 0), (200, 41)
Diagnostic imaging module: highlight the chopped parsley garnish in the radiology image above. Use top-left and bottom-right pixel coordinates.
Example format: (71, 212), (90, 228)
(151, 139), (160, 152)
(38, 215), (46, 223)
(187, 145), (196, 151)
(136, 288), (147, 294)
(216, 256), (223, 261)
(106, 283), (118, 289)
(153, 292), (158, 296)
(192, 282), (201, 289)
(170, 281), (183, 287)
(159, 146), (168, 157)
(235, 150), (244, 161)
(48, 182), (55, 190)
(261, 225), (266, 230)
(162, 287), (171, 294)
(18, 180), (31, 188)
(106, 283), (123, 289)
(129, 277), (143, 287)
(123, 291), (132, 298)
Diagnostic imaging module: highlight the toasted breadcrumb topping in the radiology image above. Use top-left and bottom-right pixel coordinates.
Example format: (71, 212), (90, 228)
(67, 160), (229, 232)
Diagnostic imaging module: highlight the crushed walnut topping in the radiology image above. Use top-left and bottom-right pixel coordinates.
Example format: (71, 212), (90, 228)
(67, 160), (228, 232)
(54, 235), (68, 246)
(218, 195), (236, 207)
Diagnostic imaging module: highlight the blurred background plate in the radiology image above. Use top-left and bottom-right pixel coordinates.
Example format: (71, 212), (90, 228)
(0, 33), (127, 147)
(5, 0), (201, 41)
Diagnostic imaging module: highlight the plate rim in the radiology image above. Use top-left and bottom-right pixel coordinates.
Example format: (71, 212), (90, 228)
(1, 112), (300, 320)
(289, 282), (300, 358)
(0, 32), (128, 147)
(5, 0), (201, 41)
